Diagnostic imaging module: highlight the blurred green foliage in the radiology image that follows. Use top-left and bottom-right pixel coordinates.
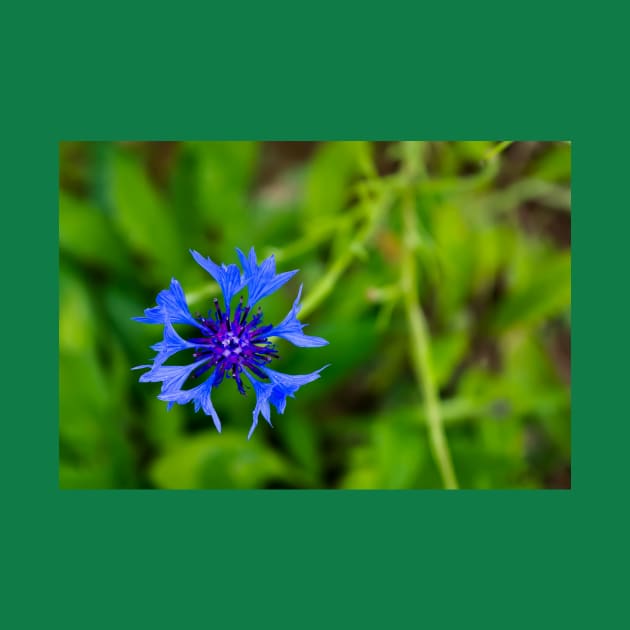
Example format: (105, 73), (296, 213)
(59, 141), (571, 489)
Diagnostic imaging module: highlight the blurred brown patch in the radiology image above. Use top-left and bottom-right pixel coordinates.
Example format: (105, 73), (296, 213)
(255, 141), (320, 188)
(518, 201), (571, 249)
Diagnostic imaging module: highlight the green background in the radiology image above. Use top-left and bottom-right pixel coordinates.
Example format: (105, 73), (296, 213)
(4, 2), (626, 628)
(59, 140), (571, 490)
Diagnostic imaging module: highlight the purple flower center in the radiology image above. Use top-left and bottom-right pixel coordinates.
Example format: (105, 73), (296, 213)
(189, 296), (278, 395)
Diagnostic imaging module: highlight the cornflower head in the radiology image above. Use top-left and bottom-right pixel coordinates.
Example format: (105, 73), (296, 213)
(133, 248), (329, 439)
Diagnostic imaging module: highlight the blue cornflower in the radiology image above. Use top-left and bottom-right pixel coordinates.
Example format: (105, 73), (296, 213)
(133, 248), (329, 439)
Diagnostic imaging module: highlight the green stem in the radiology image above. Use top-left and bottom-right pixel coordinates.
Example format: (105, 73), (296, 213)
(299, 249), (354, 319)
(272, 209), (360, 264)
(299, 187), (392, 319)
(483, 140), (514, 161)
(400, 184), (458, 490)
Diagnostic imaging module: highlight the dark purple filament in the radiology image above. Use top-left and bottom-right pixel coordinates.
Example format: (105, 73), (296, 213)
(190, 296), (278, 394)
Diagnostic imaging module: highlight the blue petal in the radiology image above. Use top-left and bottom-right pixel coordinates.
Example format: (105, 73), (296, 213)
(236, 247), (298, 307)
(190, 249), (247, 307)
(267, 284), (329, 348)
(133, 278), (203, 329)
(135, 357), (208, 396)
(150, 319), (206, 367)
(262, 365), (330, 414)
(269, 387), (288, 414)
(158, 371), (221, 433)
(243, 372), (274, 439)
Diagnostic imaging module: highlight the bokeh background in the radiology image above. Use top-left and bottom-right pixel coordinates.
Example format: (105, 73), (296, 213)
(59, 141), (571, 489)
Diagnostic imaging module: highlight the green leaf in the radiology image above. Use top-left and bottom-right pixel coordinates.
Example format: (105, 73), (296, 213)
(430, 200), (475, 315)
(341, 417), (427, 489)
(59, 267), (96, 354)
(110, 149), (183, 280)
(145, 397), (185, 449)
(453, 141), (495, 162)
(432, 331), (469, 388)
(59, 463), (115, 489)
(490, 251), (571, 332)
(529, 143), (571, 182)
(59, 267), (136, 487)
(192, 141), (259, 259)
(103, 285), (157, 363)
(59, 192), (130, 274)
(471, 224), (517, 293)
(150, 431), (293, 489)
(277, 412), (322, 484)
(303, 142), (364, 220)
